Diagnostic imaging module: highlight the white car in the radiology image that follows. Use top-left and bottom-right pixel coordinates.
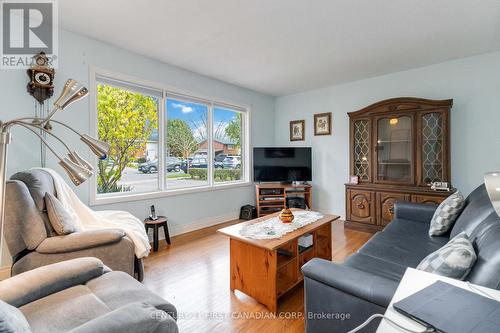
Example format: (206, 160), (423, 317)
(223, 156), (241, 169)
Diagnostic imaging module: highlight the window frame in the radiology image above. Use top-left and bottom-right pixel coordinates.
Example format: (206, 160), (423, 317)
(89, 67), (252, 206)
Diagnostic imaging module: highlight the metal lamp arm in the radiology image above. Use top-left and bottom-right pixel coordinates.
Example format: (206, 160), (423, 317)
(6, 117), (84, 137)
(10, 121), (73, 154)
(9, 123), (66, 162)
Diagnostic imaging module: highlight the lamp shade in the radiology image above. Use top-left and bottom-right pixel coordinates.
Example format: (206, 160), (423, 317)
(68, 151), (93, 172)
(80, 134), (111, 160)
(53, 79), (89, 110)
(484, 172), (500, 216)
(59, 158), (93, 186)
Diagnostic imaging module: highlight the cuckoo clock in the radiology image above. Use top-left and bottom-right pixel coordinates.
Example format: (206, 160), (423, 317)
(27, 52), (55, 120)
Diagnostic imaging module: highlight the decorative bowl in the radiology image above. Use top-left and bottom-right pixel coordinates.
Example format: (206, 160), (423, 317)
(279, 208), (294, 223)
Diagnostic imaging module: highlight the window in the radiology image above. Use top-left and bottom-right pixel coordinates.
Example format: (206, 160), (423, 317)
(93, 71), (249, 202)
(166, 97), (209, 189)
(213, 106), (243, 183)
(96, 79), (161, 195)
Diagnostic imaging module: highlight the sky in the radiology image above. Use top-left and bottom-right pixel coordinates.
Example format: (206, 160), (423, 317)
(166, 98), (239, 142)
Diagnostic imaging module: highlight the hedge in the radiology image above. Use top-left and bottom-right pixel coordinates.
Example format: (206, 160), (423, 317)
(188, 168), (241, 181)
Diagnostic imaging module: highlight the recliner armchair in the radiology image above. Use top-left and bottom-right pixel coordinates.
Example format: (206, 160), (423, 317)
(4, 170), (143, 280)
(0, 257), (178, 333)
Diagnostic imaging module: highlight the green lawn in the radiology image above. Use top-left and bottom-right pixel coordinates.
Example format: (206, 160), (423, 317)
(167, 173), (191, 179)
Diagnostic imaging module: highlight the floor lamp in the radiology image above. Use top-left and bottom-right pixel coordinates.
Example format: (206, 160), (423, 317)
(0, 79), (111, 265)
(485, 172), (500, 216)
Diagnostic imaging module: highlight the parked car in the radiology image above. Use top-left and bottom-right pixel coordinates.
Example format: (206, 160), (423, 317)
(214, 154), (227, 169)
(190, 158), (208, 168)
(223, 156), (241, 169)
(181, 157), (208, 173)
(138, 159), (158, 173)
(166, 157), (183, 172)
(138, 157), (184, 173)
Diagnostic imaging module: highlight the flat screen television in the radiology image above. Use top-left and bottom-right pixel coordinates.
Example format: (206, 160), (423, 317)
(253, 147), (312, 182)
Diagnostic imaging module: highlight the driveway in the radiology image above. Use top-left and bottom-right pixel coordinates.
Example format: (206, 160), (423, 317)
(117, 167), (208, 192)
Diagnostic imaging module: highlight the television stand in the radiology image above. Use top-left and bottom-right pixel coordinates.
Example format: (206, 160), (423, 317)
(255, 183), (313, 217)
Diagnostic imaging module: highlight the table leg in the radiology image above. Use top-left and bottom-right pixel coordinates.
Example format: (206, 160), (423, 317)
(153, 225), (159, 252)
(163, 223), (171, 245)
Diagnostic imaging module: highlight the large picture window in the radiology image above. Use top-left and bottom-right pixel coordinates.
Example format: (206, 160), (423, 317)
(93, 72), (249, 202)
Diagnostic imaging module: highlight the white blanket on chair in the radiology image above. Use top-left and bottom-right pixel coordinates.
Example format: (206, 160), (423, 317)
(33, 168), (151, 258)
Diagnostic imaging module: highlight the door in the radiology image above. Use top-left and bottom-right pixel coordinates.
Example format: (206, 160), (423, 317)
(351, 118), (372, 182)
(375, 114), (414, 185)
(347, 189), (375, 224)
(377, 192), (411, 226)
(417, 110), (449, 186)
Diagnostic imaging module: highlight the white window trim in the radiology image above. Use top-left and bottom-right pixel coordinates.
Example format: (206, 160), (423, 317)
(88, 67), (252, 206)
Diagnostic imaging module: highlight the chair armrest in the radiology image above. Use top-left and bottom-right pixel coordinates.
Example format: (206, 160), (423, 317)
(69, 302), (178, 333)
(301, 258), (399, 307)
(36, 229), (126, 254)
(394, 201), (438, 224)
(0, 257), (107, 307)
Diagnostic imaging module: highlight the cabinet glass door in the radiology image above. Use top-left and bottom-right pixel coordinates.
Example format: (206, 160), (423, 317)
(353, 119), (370, 181)
(421, 112), (444, 184)
(376, 116), (413, 183)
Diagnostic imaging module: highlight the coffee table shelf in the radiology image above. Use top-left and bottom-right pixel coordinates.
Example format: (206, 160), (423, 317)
(218, 211), (339, 312)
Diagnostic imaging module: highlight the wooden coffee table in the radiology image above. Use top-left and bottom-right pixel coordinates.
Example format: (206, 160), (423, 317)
(218, 211), (339, 312)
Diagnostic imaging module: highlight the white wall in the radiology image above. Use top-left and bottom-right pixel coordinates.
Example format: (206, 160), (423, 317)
(2, 29), (275, 243)
(275, 51), (500, 218)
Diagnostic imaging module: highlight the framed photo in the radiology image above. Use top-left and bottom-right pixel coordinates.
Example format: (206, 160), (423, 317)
(290, 120), (305, 141)
(314, 112), (332, 136)
(348, 175), (359, 184)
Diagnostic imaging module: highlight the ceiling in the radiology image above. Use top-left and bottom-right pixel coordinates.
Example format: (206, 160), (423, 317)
(59, 0), (500, 96)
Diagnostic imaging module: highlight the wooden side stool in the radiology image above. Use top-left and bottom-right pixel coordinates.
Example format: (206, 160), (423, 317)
(144, 216), (171, 252)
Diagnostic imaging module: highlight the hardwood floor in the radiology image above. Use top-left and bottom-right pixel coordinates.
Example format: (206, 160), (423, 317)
(143, 220), (373, 333)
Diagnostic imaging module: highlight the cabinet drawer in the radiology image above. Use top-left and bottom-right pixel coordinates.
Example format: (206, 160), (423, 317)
(377, 192), (411, 226)
(347, 190), (375, 225)
(411, 194), (445, 205)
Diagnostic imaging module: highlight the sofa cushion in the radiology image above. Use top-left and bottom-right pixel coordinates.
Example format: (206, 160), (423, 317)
(86, 271), (177, 320)
(357, 231), (445, 267)
(345, 253), (407, 282)
(0, 300), (31, 333)
(45, 192), (81, 235)
(4, 181), (46, 253)
(11, 170), (58, 237)
(466, 212), (500, 289)
(450, 184), (495, 238)
(429, 191), (465, 236)
(20, 285), (111, 333)
(417, 232), (476, 280)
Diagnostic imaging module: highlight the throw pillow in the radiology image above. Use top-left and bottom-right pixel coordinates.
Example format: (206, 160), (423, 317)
(44, 192), (81, 235)
(429, 191), (465, 236)
(417, 232), (477, 280)
(0, 299), (32, 333)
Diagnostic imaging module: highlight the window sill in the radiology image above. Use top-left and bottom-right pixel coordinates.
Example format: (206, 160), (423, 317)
(90, 181), (253, 206)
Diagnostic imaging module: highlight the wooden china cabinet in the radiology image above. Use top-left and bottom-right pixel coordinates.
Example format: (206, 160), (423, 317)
(345, 97), (454, 231)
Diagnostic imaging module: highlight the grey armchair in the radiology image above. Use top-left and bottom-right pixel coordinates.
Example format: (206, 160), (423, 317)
(0, 257), (178, 333)
(4, 170), (143, 280)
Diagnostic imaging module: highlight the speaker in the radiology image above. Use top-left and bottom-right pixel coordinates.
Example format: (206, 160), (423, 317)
(239, 205), (257, 220)
(286, 197), (307, 209)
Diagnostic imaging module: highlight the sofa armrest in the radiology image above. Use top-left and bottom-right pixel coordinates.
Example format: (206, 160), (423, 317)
(302, 258), (399, 307)
(69, 302), (178, 333)
(0, 257), (107, 307)
(36, 229), (125, 254)
(394, 201), (438, 224)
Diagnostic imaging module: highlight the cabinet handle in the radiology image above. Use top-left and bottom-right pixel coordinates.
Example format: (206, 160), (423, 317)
(389, 207), (394, 214)
(356, 203), (365, 209)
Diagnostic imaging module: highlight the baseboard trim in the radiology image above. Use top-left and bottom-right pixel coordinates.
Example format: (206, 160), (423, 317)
(146, 212), (240, 245)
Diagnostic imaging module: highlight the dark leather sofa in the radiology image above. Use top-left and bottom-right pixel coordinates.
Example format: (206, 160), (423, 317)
(302, 184), (500, 332)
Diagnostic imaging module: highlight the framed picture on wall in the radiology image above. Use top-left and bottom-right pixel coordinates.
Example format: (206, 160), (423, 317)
(314, 112), (332, 136)
(289, 120), (305, 141)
